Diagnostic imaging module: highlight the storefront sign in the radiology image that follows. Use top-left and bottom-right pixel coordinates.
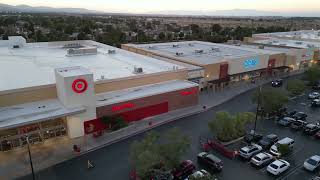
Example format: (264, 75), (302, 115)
(180, 88), (198, 96)
(112, 103), (135, 112)
(72, 79), (88, 93)
(243, 57), (259, 69)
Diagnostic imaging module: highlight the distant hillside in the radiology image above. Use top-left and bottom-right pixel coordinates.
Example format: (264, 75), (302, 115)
(0, 3), (101, 14)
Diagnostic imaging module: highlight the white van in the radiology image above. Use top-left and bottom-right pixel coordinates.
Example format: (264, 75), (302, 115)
(270, 137), (294, 156)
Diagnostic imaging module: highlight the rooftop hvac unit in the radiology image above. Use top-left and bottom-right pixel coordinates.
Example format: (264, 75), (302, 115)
(148, 46), (155, 49)
(195, 49), (204, 54)
(279, 44), (287, 46)
(188, 43), (194, 46)
(172, 44), (179, 48)
(67, 47), (98, 56)
(258, 45), (265, 49)
(12, 45), (20, 49)
(234, 43), (241, 46)
(211, 47), (220, 52)
(295, 41), (303, 45)
(307, 44), (315, 48)
(63, 43), (83, 48)
(318, 32), (320, 36)
(133, 66), (143, 74)
(108, 49), (116, 54)
(176, 52), (184, 56)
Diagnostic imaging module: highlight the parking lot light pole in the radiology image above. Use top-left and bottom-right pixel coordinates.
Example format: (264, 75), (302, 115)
(254, 85), (262, 135)
(26, 136), (36, 180)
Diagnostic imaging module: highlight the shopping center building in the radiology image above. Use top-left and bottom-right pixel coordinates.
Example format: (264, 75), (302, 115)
(122, 41), (292, 91)
(0, 37), (198, 151)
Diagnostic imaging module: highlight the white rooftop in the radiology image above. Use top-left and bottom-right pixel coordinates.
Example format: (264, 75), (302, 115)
(127, 41), (261, 65)
(254, 30), (320, 41)
(97, 80), (198, 107)
(0, 37), (184, 93)
(253, 38), (320, 49)
(226, 43), (294, 54)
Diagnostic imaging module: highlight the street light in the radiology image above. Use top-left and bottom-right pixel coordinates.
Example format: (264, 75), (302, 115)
(26, 136), (36, 180)
(254, 85), (262, 136)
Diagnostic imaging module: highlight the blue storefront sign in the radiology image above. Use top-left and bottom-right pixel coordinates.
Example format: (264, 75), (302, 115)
(243, 57), (259, 69)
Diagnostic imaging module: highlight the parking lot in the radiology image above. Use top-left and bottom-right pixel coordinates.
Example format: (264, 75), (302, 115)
(19, 78), (320, 180)
(199, 87), (320, 180)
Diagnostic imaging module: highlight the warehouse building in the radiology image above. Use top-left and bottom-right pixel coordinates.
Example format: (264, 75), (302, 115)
(122, 41), (290, 91)
(0, 37), (198, 151)
(252, 30), (320, 42)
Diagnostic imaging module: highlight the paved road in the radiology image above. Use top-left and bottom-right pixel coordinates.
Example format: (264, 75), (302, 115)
(19, 83), (320, 180)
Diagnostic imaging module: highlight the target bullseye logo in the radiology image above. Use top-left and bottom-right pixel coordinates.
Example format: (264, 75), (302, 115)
(72, 79), (88, 93)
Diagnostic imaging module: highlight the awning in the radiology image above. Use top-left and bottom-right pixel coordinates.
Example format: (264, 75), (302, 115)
(0, 99), (85, 130)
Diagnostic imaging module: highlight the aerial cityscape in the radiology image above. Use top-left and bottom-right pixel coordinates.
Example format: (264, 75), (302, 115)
(1, 0), (320, 180)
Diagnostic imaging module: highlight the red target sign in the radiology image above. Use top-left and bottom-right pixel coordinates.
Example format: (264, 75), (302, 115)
(72, 79), (88, 93)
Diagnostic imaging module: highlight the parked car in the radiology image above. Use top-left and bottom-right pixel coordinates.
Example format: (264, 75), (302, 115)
(271, 79), (283, 87)
(293, 112), (308, 121)
(290, 120), (307, 131)
(186, 169), (210, 179)
(304, 155), (320, 172)
(258, 134), (278, 149)
(250, 152), (274, 167)
(197, 152), (223, 171)
(315, 131), (320, 139)
(309, 92), (320, 99)
(278, 117), (295, 126)
(239, 144), (263, 160)
(303, 124), (320, 136)
(244, 131), (263, 143)
(287, 110), (297, 118)
(313, 81), (320, 90)
(270, 137), (294, 157)
(171, 160), (195, 179)
(312, 99), (320, 107)
(311, 177), (320, 180)
(267, 159), (290, 176)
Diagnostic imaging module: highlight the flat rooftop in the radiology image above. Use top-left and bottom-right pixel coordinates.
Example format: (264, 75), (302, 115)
(254, 30), (320, 41)
(97, 80), (198, 107)
(226, 43), (294, 54)
(0, 38), (184, 93)
(127, 41), (261, 65)
(253, 38), (320, 49)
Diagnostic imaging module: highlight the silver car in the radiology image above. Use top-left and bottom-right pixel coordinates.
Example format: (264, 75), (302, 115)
(239, 144), (262, 159)
(250, 152), (274, 167)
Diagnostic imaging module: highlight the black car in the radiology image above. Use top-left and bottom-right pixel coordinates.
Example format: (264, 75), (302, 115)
(287, 110), (297, 118)
(312, 81), (320, 90)
(290, 120), (307, 131)
(244, 132), (263, 143)
(303, 124), (320, 136)
(258, 134), (279, 149)
(271, 79), (283, 87)
(293, 112), (308, 121)
(197, 152), (223, 171)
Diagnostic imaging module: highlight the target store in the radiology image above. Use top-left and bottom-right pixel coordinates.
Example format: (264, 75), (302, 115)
(0, 37), (198, 151)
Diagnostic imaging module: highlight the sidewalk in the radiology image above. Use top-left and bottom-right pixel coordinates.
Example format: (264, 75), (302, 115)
(0, 71), (304, 180)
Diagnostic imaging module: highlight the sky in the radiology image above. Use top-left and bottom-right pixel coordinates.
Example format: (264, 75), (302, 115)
(1, 0), (320, 13)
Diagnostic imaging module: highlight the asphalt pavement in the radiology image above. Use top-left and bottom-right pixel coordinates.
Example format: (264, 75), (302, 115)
(19, 80), (320, 180)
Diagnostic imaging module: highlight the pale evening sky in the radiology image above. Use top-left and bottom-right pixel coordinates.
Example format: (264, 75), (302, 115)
(1, 0), (320, 13)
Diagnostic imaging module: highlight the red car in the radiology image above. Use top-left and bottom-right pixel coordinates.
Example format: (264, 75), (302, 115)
(314, 131), (320, 139)
(171, 160), (195, 179)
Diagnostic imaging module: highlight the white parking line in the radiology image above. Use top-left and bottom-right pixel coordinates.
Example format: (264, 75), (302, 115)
(276, 164), (304, 180)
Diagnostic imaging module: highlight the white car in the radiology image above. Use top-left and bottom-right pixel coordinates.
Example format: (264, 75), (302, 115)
(304, 155), (320, 171)
(309, 92), (320, 99)
(250, 152), (274, 167)
(186, 169), (210, 179)
(267, 159), (290, 175)
(239, 144), (262, 159)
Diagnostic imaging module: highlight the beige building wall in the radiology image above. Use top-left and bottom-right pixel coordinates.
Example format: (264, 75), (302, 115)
(203, 63), (222, 81)
(0, 70), (187, 107)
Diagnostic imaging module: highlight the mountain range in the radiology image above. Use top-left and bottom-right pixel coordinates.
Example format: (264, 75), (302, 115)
(0, 3), (320, 17)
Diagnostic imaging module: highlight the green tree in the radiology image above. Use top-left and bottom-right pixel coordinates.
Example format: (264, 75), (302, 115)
(252, 88), (288, 114)
(303, 66), (320, 85)
(158, 32), (166, 41)
(277, 144), (290, 156)
(211, 24), (222, 33)
(130, 128), (190, 179)
(286, 79), (306, 96)
(208, 112), (254, 142)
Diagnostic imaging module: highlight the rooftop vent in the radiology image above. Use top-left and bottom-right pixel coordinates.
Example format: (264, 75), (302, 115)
(195, 49), (204, 54)
(234, 43), (241, 46)
(258, 45), (265, 49)
(148, 46), (155, 49)
(12, 45), (20, 49)
(172, 44), (179, 48)
(108, 49), (116, 54)
(63, 43), (83, 48)
(307, 44), (315, 48)
(295, 41), (303, 45)
(133, 66), (143, 74)
(188, 43), (194, 46)
(176, 52), (184, 56)
(67, 47), (98, 56)
(211, 47), (220, 52)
